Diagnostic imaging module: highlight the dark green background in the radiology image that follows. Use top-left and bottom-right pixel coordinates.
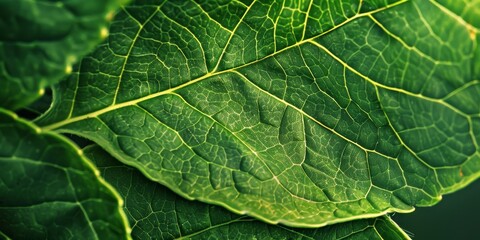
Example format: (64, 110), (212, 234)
(394, 180), (480, 239)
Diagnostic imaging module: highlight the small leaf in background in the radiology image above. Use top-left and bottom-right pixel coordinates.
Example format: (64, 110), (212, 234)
(0, 109), (131, 239)
(0, 0), (128, 110)
(37, 0), (480, 227)
(85, 144), (410, 240)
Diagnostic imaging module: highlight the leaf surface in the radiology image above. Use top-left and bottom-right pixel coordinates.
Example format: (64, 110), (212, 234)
(38, 0), (480, 227)
(0, 0), (127, 109)
(0, 109), (131, 239)
(86, 144), (409, 239)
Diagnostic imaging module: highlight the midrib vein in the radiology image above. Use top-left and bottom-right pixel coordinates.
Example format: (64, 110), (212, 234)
(43, 71), (219, 131)
(43, 0), (415, 131)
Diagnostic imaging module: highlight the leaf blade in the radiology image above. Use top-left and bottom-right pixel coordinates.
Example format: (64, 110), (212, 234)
(0, 0), (128, 109)
(36, 0), (480, 226)
(0, 109), (131, 239)
(85, 144), (410, 240)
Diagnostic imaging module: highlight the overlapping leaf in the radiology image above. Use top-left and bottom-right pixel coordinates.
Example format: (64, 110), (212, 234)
(0, 109), (131, 239)
(86, 144), (409, 239)
(37, 0), (480, 227)
(0, 0), (128, 109)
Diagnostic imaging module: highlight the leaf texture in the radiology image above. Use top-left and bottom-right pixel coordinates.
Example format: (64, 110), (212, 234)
(37, 0), (480, 227)
(0, 109), (131, 239)
(86, 144), (410, 239)
(0, 0), (127, 110)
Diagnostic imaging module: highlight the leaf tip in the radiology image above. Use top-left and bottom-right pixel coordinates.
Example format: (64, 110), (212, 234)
(34, 126), (41, 134)
(65, 65), (72, 74)
(65, 55), (77, 74)
(100, 27), (109, 39)
(91, 165), (101, 177)
(10, 111), (18, 120)
(117, 196), (125, 207)
(468, 27), (476, 41)
(106, 11), (115, 21)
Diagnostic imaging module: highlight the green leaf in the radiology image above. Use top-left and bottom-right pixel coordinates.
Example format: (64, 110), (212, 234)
(37, 0), (480, 227)
(0, 0), (127, 110)
(0, 230), (11, 240)
(0, 109), (131, 239)
(17, 88), (53, 120)
(85, 144), (410, 239)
